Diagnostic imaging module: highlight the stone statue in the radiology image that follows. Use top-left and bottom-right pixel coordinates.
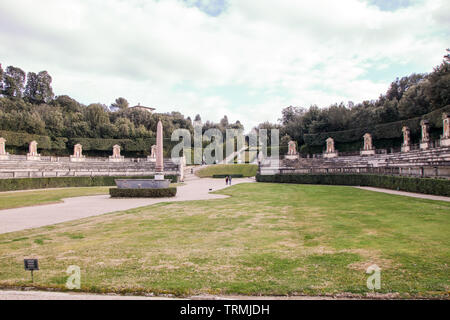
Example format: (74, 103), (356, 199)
(26, 140), (41, 161)
(440, 113), (450, 147)
(323, 137), (338, 158)
(29, 141), (38, 156)
(0, 137), (10, 160)
(402, 126), (410, 146)
(443, 113), (450, 139)
(113, 145), (121, 157)
(326, 137), (335, 153)
(420, 120), (430, 142)
(74, 144), (83, 157)
(401, 126), (411, 152)
(420, 120), (430, 150)
(109, 144), (124, 162)
(70, 144), (86, 162)
(0, 138), (7, 155)
(150, 145), (157, 158)
(363, 133), (373, 151)
(287, 141), (297, 155)
(360, 133), (375, 156)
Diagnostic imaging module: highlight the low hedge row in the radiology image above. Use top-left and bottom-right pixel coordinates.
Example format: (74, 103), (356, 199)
(212, 174), (244, 178)
(256, 174), (450, 197)
(109, 187), (177, 198)
(0, 175), (178, 192)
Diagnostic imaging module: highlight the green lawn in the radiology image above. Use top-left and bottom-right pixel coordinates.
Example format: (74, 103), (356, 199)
(0, 183), (448, 298)
(196, 164), (258, 178)
(0, 187), (111, 210)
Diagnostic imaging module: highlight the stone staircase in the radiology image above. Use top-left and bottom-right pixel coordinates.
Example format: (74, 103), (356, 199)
(0, 158), (181, 179)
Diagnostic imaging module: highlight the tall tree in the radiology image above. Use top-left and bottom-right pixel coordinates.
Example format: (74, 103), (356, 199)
(3, 66), (26, 98)
(0, 64), (4, 93)
(24, 72), (39, 101)
(111, 97), (129, 110)
(36, 71), (54, 103)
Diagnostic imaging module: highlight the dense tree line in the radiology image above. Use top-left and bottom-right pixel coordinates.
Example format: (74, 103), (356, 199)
(260, 50), (450, 149)
(0, 64), (243, 145)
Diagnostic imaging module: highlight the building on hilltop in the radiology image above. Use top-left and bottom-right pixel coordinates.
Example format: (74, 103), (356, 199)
(129, 103), (155, 113)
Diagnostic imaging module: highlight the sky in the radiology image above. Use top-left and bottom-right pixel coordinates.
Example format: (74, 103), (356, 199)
(0, 0), (449, 131)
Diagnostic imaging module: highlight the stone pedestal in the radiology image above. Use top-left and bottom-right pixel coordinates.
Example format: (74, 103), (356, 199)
(70, 155), (86, 162)
(0, 154), (10, 160)
(115, 179), (170, 189)
(285, 154), (299, 160)
(323, 152), (338, 158)
(109, 156), (125, 162)
(147, 156), (156, 162)
(420, 142), (430, 150)
(360, 149), (376, 156)
(154, 174), (165, 181)
(401, 145), (411, 153)
(440, 138), (450, 147)
(26, 155), (41, 161)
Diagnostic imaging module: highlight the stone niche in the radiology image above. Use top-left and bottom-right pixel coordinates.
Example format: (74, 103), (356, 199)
(420, 120), (430, 150)
(360, 133), (375, 156)
(401, 126), (411, 153)
(323, 137), (338, 158)
(109, 144), (125, 162)
(440, 113), (450, 147)
(70, 144), (86, 162)
(285, 140), (299, 160)
(26, 140), (41, 161)
(0, 137), (10, 160)
(147, 145), (157, 162)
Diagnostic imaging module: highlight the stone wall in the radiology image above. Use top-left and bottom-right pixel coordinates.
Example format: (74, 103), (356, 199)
(0, 156), (182, 180)
(261, 146), (450, 178)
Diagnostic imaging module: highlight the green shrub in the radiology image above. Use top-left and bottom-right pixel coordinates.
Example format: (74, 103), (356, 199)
(109, 187), (177, 198)
(0, 175), (178, 192)
(256, 174), (450, 197)
(0, 130), (52, 149)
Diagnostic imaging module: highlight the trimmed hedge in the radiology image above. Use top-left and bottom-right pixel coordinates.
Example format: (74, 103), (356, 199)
(212, 174), (244, 178)
(0, 175), (178, 192)
(303, 105), (450, 147)
(109, 187), (177, 198)
(0, 130), (52, 150)
(256, 174), (450, 197)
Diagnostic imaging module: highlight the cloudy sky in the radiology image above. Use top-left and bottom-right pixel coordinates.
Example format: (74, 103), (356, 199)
(0, 0), (449, 130)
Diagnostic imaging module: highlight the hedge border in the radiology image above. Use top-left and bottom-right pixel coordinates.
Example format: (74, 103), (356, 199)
(256, 174), (450, 197)
(109, 187), (177, 198)
(0, 175), (178, 192)
(212, 174), (244, 178)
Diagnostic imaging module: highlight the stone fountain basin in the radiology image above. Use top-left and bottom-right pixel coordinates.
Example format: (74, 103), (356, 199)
(115, 179), (170, 189)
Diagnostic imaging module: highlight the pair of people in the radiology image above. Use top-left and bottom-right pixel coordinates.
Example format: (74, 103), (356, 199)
(225, 175), (233, 186)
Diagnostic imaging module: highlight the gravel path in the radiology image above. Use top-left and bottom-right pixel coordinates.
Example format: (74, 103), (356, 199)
(355, 186), (450, 202)
(0, 177), (255, 234)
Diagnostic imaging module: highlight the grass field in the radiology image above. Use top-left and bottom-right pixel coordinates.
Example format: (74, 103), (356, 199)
(0, 187), (111, 210)
(0, 183), (448, 298)
(196, 164), (258, 178)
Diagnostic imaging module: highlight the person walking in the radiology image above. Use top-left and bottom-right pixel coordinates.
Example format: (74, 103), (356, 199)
(225, 176), (229, 185)
(229, 175), (232, 185)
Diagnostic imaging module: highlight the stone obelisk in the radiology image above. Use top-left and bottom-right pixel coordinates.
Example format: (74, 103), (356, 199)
(155, 120), (164, 180)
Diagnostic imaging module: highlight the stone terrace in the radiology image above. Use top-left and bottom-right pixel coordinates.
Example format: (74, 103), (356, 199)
(0, 156), (181, 179)
(261, 146), (450, 178)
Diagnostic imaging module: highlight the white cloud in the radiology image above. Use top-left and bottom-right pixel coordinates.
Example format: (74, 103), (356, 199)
(0, 0), (448, 130)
